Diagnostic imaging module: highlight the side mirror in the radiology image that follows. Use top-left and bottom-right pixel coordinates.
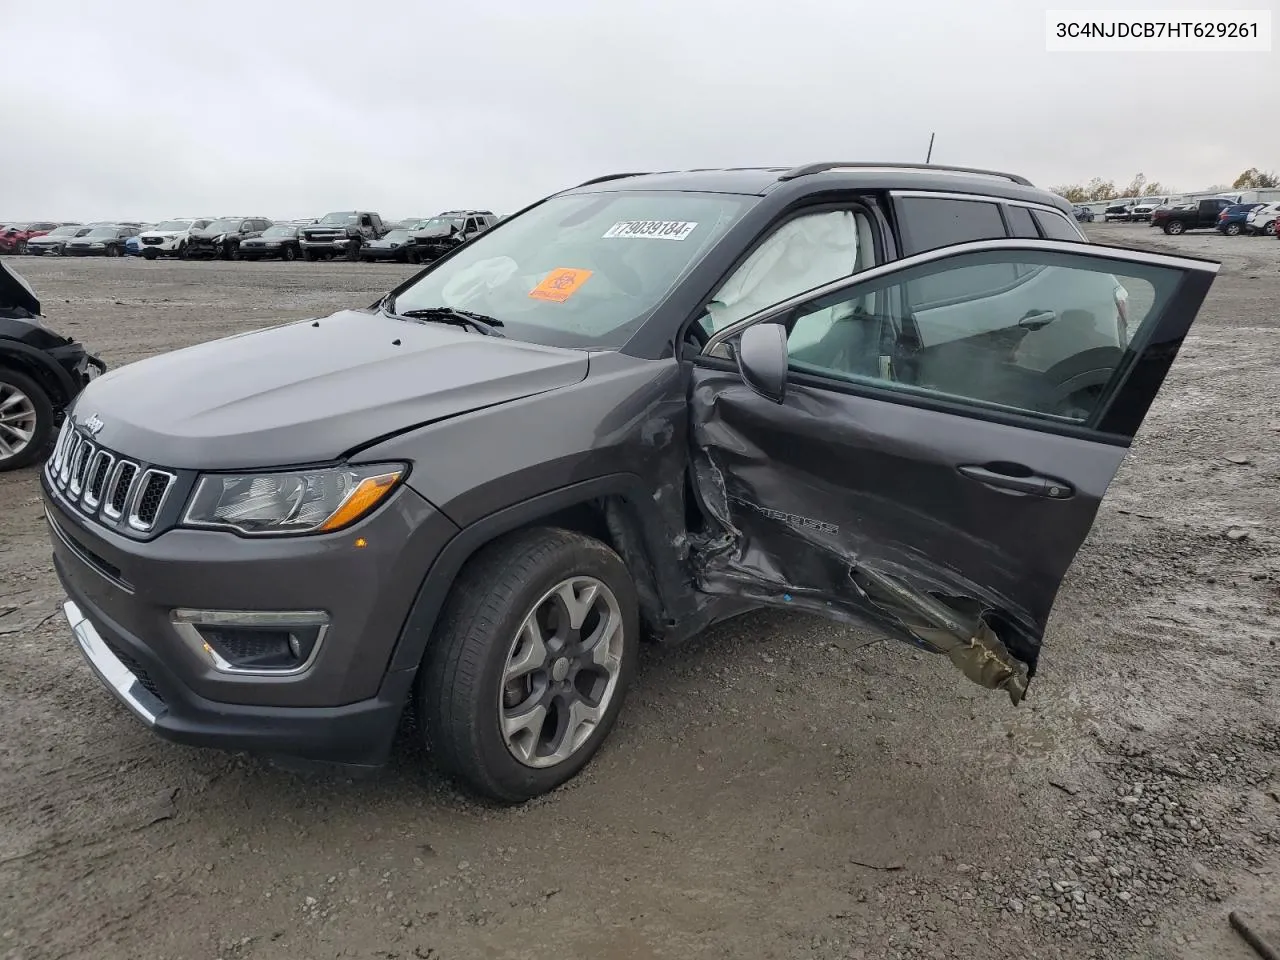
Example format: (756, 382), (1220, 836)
(736, 322), (789, 404)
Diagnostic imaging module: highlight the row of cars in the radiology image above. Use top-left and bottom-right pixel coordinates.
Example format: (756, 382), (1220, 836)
(0, 209), (502, 264)
(1097, 195), (1280, 236)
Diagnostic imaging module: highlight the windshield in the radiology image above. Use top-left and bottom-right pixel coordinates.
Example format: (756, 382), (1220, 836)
(413, 217), (463, 232)
(320, 212), (359, 225)
(391, 190), (752, 349)
(85, 227), (118, 238)
(206, 219), (240, 233)
(263, 225), (296, 238)
(382, 230), (411, 242)
(46, 225), (81, 237)
(4, 224), (30, 232)
(154, 220), (193, 231)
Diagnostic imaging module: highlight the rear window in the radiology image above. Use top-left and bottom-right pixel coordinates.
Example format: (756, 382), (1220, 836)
(897, 197), (1006, 255)
(1004, 205), (1038, 238)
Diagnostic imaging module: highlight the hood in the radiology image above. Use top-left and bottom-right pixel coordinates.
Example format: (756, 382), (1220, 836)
(141, 229), (187, 240)
(412, 225), (455, 239)
(69, 309), (590, 470)
(28, 233), (70, 245)
(0, 259), (41, 314)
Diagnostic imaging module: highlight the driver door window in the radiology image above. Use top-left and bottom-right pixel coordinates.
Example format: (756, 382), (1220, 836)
(777, 248), (1173, 424)
(700, 208), (876, 340)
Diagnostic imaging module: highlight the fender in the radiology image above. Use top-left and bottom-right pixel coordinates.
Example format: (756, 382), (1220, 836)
(0, 340), (79, 405)
(383, 474), (690, 675)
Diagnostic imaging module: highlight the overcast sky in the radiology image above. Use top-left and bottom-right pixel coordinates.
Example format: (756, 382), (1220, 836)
(4, 0), (1277, 221)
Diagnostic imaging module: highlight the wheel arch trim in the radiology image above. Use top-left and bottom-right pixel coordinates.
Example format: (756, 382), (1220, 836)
(383, 474), (670, 677)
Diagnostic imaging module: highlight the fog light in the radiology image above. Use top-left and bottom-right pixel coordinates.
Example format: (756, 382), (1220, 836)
(172, 609), (329, 676)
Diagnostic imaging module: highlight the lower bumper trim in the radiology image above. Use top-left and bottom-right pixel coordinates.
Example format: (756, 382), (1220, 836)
(65, 599), (163, 725)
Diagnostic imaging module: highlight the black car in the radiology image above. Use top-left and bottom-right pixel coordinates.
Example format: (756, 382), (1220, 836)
(1071, 204), (1095, 223)
(239, 224), (302, 261)
(359, 229), (426, 263)
(0, 260), (105, 470)
(42, 161), (1219, 803)
(185, 218), (273, 260)
(26, 224), (94, 256)
(64, 224), (140, 257)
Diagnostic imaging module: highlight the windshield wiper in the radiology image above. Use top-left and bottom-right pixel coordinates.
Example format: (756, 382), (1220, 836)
(381, 299), (504, 337)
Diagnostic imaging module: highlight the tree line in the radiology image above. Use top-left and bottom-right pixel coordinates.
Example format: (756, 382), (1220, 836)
(1051, 168), (1279, 203)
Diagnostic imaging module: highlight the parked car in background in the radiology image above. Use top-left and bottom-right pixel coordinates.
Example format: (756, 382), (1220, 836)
(1245, 202), (1280, 236)
(408, 210), (498, 260)
(299, 211), (388, 260)
(1071, 205), (1095, 222)
(64, 224), (141, 257)
(1128, 197), (1174, 221)
(1103, 198), (1138, 222)
(138, 219), (214, 260)
(26, 225), (94, 256)
(1216, 203), (1263, 236)
(185, 218), (272, 260)
(0, 259), (105, 470)
(359, 228), (427, 263)
(0, 222), (65, 255)
(1150, 197), (1236, 235)
(238, 224), (302, 261)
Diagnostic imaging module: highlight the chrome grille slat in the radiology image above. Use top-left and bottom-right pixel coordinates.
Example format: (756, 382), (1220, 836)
(45, 425), (177, 535)
(82, 450), (115, 509)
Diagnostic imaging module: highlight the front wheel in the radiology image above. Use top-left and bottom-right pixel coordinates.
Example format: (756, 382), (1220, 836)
(143, 249), (158, 260)
(345, 240), (361, 262)
(0, 368), (54, 472)
(417, 527), (639, 803)
(1165, 220), (1185, 235)
(1224, 223), (1242, 237)
(106, 245), (121, 257)
(282, 244), (297, 262)
(302, 248), (317, 262)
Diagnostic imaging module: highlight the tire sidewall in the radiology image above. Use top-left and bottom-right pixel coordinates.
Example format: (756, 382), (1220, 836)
(0, 368), (55, 472)
(422, 531), (639, 801)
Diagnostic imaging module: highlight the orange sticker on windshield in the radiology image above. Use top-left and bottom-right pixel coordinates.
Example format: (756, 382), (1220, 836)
(529, 267), (593, 303)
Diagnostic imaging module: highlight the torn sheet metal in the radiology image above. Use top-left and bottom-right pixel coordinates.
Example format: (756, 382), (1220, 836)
(686, 370), (1046, 699)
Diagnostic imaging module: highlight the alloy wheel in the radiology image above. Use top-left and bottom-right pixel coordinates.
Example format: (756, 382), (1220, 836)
(499, 576), (625, 769)
(0, 382), (38, 461)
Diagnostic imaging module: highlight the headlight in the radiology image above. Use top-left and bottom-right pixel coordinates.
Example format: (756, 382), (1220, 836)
(182, 463), (406, 536)
(212, 234), (226, 243)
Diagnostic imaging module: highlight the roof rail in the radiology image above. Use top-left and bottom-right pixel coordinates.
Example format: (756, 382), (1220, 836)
(574, 172), (651, 188)
(777, 161), (1033, 186)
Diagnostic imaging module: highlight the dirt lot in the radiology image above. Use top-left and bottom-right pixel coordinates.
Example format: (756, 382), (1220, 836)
(2, 224), (1278, 960)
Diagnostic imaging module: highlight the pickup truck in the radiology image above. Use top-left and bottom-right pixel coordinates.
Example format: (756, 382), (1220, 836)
(299, 211), (387, 261)
(1150, 198), (1237, 235)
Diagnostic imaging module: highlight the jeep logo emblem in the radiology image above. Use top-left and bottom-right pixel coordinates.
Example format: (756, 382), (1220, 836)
(83, 414), (105, 436)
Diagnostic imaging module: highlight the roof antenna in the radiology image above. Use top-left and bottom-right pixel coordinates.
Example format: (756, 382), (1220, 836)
(925, 132), (935, 164)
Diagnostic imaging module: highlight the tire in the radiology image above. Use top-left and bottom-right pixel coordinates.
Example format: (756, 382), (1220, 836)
(0, 367), (55, 472)
(106, 245), (121, 257)
(16, 240), (27, 255)
(1165, 220), (1185, 235)
(177, 241), (189, 260)
(282, 245), (297, 262)
(407, 248), (422, 264)
(143, 249), (158, 260)
(418, 527), (639, 803)
(302, 248), (317, 262)
(345, 240), (361, 262)
(1225, 223), (1242, 237)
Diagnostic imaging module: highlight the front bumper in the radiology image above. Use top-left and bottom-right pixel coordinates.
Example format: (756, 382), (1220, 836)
(300, 239), (357, 253)
(26, 241), (64, 256)
(64, 246), (108, 257)
(183, 238), (225, 257)
(239, 243), (285, 258)
(43, 473), (459, 767)
(360, 247), (406, 260)
(139, 236), (183, 254)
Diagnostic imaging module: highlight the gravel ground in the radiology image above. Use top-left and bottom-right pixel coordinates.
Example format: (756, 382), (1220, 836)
(1, 223), (1277, 960)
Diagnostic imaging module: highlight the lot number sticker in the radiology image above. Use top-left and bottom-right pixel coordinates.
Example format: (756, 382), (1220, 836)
(529, 267), (593, 302)
(603, 220), (698, 241)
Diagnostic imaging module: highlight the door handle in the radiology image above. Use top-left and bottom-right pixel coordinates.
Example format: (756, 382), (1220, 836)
(1018, 310), (1057, 331)
(958, 464), (1074, 499)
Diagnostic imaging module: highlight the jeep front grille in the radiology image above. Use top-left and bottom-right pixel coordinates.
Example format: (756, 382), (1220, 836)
(47, 420), (176, 533)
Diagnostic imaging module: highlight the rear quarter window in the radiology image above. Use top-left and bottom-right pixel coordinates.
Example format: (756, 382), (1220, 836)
(897, 197), (1006, 255)
(1032, 210), (1085, 242)
(1004, 205), (1039, 238)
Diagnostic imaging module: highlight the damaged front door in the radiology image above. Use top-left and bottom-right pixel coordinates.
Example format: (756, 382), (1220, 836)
(687, 238), (1218, 702)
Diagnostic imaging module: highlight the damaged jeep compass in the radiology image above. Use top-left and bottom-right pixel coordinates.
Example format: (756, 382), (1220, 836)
(43, 163), (1218, 802)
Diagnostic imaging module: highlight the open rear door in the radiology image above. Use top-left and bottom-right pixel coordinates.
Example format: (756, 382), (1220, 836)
(686, 238), (1218, 702)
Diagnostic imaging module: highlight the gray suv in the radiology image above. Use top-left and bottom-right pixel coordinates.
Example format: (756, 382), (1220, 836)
(43, 162), (1218, 802)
